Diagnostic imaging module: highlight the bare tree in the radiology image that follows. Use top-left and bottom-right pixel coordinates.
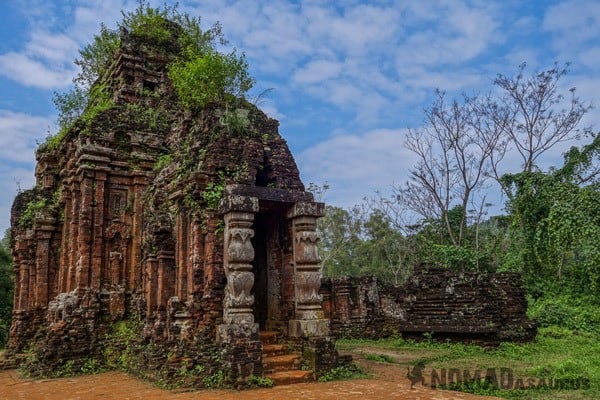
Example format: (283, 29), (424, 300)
(402, 91), (504, 247)
(486, 62), (591, 175)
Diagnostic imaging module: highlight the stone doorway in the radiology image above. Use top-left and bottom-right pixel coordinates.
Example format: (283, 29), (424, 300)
(218, 185), (330, 342)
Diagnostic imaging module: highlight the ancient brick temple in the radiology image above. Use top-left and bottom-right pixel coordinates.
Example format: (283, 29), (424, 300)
(7, 25), (335, 386)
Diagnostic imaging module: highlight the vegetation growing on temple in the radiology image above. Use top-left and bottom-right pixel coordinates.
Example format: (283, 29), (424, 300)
(43, 1), (253, 154)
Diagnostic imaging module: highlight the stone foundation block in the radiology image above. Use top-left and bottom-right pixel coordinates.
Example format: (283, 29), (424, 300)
(288, 318), (330, 338)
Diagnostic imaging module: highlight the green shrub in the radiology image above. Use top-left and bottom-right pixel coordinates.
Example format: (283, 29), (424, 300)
(203, 370), (227, 388)
(18, 198), (47, 228)
(202, 171), (225, 209)
(530, 359), (589, 381)
(441, 378), (502, 396)
(528, 295), (600, 333)
(80, 357), (104, 375)
(318, 363), (368, 382)
(80, 84), (114, 127)
(247, 374), (273, 388)
(121, 4), (174, 44)
(0, 235), (13, 349)
(365, 353), (396, 363)
(56, 359), (75, 377)
(153, 154), (173, 171)
(169, 50), (254, 109)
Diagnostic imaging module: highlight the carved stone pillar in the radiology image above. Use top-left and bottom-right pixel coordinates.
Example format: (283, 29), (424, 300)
(288, 201), (329, 338)
(131, 174), (147, 289)
(58, 188), (71, 293)
(217, 195), (259, 341)
(216, 195), (262, 381)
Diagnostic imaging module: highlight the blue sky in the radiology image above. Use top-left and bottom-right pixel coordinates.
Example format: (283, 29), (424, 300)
(0, 0), (599, 234)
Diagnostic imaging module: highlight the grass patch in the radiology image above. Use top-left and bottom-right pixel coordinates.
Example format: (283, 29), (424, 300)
(364, 353), (396, 363)
(318, 363), (369, 382)
(337, 328), (600, 399)
(247, 374), (274, 388)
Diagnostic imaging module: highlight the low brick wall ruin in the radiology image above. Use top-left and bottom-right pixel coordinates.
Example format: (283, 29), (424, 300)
(321, 268), (537, 344)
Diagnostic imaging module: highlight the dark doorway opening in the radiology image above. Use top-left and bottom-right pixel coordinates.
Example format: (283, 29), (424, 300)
(252, 213), (269, 329)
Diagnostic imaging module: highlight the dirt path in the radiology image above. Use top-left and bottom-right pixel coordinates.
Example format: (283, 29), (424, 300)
(0, 345), (501, 400)
(0, 367), (500, 400)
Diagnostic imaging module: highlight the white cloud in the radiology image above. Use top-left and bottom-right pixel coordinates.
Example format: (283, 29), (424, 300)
(543, 0), (600, 67)
(257, 98), (285, 121)
(0, 0), (130, 89)
(25, 31), (79, 63)
(0, 166), (37, 235)
(0, 110), (54, 163)
(293, 60), (343, 85)
(304, 4), (400, 56)
(579, 47), (600, 69)
(0, 110), (52, 234)
(0, 52), (75, 89)
(543, 0), (600, 42)
(298, 128), (416, 207)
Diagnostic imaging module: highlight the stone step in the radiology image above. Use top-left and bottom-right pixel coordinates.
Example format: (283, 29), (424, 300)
(262, 343), (288, 357)
(259, 331), (278, 344)
(265, 370), (313, 386)
(263, 354), (301, 373)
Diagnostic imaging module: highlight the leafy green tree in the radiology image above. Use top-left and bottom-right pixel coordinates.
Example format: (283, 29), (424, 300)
(317, 203), (421, 284)
(0, 230), (13, 348)
(359, 211), (417, 285)
(317, 205), (364, 277)
(503, 134), (600, 298)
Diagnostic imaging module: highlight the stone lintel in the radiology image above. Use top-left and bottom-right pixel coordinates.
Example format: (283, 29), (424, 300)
(224, 184), (314, 204)
(219, 195), (259, 214)
(287, 201), (325, 219)
(288, 319), (330, 338)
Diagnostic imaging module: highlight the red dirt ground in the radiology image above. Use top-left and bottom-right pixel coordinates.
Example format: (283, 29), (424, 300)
(0, 365), (501, 400)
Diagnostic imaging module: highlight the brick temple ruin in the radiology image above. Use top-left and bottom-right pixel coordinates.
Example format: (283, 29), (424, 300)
(6, 24), (334, 386)
(321, 268), (536, 344)
(4, 19), (536, 388)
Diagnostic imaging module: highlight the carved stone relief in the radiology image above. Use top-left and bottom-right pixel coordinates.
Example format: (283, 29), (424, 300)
(222, 211), (256, 326)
